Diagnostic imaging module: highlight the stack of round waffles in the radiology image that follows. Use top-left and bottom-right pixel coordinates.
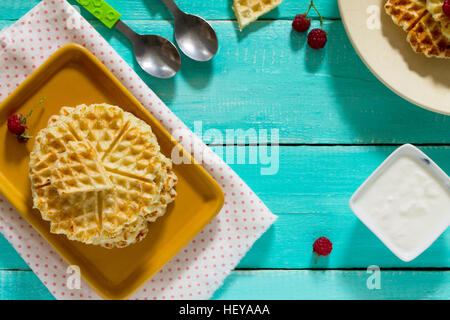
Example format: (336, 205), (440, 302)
(29, 104), (177, 248)
(385, 0), (450, 58)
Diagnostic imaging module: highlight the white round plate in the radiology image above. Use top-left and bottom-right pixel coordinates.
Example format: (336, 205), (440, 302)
(338, 0), (450, 115)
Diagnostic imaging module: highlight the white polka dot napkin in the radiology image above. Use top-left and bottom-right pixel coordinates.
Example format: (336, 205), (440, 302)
(0, 1), (276, 299)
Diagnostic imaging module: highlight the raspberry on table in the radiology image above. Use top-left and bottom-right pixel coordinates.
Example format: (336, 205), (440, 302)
(443, 0), (450, 18)
(307, 28), (327, 49)
(292, 14), (311, 33)
(313, 236), (333, 262)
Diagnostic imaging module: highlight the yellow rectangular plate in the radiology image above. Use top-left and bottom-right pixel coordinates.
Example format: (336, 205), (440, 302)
(0, 43), (224, 299)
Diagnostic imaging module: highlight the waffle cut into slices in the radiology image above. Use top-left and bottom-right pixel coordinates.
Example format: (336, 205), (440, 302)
(385, 0), (450, 58)
(232, 0), (282, 30)
(426, 0), (450, 40)
(385, 0), (428, 31)
(407, 11), (450, 58)
(29, 103), (178, 248)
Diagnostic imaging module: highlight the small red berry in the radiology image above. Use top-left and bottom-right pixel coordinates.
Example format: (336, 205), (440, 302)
(307, 28), (327, 49)
(443, 0), (450, 18)
(292, 14), (311, 33)
(7, 114), (26, 135)
(7, 97), (45, 142)
(313, 237), (332, 262)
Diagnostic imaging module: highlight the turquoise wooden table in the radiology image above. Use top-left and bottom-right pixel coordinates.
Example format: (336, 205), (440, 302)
(0, 0), (449, 300)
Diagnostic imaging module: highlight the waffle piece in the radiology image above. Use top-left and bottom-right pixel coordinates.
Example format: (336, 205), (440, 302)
(48, 191), (102, 244)
(407, 11), (450, 58)
(29, 104), (178, 248)
(102, 114), (164, 182)
(51, 141), (113, 195)
(146, 165), (178, 223)
(102, 113), (178, 224)
(232, 0), (282, 30)
(426, 0), (450, 40)
(58, 104), (128, 159)
(100, 215), (149, 249)
(385, 0), (428, 31)
(29, 123), (78, 189)
(106, 173), (156, 229)
(385, 0), (450, 58)
(30, 125), (113, 243)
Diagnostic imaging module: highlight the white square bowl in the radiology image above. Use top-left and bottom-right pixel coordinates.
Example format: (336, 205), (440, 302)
(349, 144), (450, 262)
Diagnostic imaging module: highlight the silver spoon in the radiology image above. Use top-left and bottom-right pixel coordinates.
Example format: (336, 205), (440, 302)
(76, 0), (181, 78)
(115, 20), (181, 78)
(160, 0), (218, 61)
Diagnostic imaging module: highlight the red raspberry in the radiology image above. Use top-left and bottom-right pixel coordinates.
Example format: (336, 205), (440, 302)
(7, 114), (26, 135)
(7, 97), (45, 142)
(313, 237), (332, 262)
(307, 28), (327, 49)
(292, 14), (311, 33)
(443, 0), (450, 18)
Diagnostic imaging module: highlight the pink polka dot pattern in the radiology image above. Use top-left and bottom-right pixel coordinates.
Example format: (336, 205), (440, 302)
(0, 1), (277, 300)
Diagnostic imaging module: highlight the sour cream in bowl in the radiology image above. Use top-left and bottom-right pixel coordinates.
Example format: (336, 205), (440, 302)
(350, 144), (450, 262)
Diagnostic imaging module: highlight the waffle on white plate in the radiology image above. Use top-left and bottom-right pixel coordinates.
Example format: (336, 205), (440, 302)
(385, 0), (450, 58)
(232, 0), (282, 30)
(426, 0), (450, 39)
(29, 103), (177, 249)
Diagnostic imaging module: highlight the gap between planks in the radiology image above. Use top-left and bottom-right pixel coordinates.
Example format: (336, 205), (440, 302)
(1, 268), (449, 272)
(207, 143), (450, 147)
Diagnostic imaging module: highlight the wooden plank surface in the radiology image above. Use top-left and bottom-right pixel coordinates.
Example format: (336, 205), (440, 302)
(0, 146), (448, 270)
(0, 212), (448, 271)
(0, 0), (449, 300)
(0, 269), (448, 300)
(1, 18), (449, 144)
(212, 270), (450, 300)
(0, 270), (54, 300)
(0, 0), (341, 20)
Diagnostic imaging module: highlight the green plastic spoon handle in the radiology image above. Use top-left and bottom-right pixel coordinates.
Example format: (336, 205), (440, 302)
(75, 0), (121, 29)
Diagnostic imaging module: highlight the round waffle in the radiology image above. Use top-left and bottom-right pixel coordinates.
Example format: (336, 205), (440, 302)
(29, 104), (177, 248)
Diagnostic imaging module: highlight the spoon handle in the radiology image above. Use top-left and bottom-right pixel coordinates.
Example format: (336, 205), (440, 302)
(75, 0), (121, 28)
(160, 0), (182, 17)
(114, 20), (139, 43)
